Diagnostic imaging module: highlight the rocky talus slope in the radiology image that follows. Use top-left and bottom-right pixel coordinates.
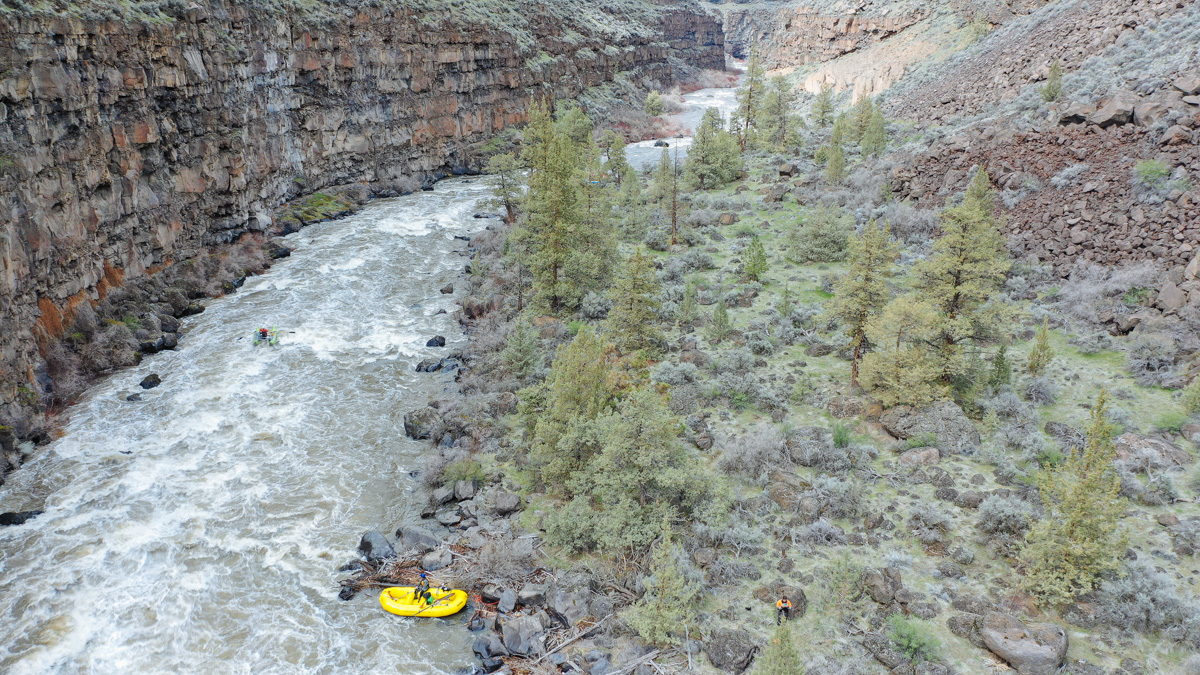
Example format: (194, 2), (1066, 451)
(0, 1), (723, 443)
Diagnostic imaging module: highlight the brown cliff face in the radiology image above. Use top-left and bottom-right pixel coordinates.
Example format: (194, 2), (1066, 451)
(723, 5), (926, 68)
(0, 2), (723, 437)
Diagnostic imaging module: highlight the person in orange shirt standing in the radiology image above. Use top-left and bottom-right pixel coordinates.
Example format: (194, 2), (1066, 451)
(776, 595), (792, 624)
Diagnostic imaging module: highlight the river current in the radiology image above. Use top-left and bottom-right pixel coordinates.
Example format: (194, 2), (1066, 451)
(0, 180), (490, 674)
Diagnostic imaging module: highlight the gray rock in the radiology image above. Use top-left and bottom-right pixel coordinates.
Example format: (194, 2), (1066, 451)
(140, 373), (162, 389)
(403, 406), (445, 440)
(454, 479), (478, 501)
(358, 530), (394, 561)
(981, 612), (1068, 675)
(704, 628), (756, 672)
(863, 567), (902, 604)
(1115, 433), (1191, 470)
(421, 547), (453, 571)
(395, 525), (440, 553)
(501, 613), (546, 655)
(440, 284), (454, 294)
(1087, 91), (1136, 127)
(473, 633), (508, 659)
(494, 491), (521, 515)
(518, 584), (547, 607)
(435, 509), (462, 526)
(498, 588), (518, 613)
(548, 586), (591, 627)
(937, 561), (965, 578)
(880, 400), (980, 454)
(430, 486), (454, 506)
(950, 546), (975, 565)
(1156, 282), (1188, 311)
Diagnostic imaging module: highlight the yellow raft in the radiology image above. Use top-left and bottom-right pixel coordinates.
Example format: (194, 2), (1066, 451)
(379, 586), (469, 618)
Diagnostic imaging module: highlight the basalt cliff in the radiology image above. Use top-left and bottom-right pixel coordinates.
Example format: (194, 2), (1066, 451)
(0, 1), (723, 445)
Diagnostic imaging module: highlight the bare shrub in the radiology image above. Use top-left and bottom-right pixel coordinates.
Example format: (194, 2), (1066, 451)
(977, 494), (1033, 535)
(452, 535), (536, 588)
(800, 518), (846, 546)
(1049, 163), (1089, 189)
(808, 476), (864, 520)
(1057, 261), (1161, 324)
(880, 200), (938, 244)
(1023, 376), (1058, 405)
(718, 424), (788, 484)
(1126, 332), (1177, 386)
(1091, 561), (1200, 647)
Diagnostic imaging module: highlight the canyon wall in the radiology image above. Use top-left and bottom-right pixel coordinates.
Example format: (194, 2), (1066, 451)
(0, 2), (723, 436)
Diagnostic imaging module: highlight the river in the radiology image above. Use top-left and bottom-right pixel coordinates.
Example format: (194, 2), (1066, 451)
(0, 180), (490, 674)
(625, 84), (741, 171)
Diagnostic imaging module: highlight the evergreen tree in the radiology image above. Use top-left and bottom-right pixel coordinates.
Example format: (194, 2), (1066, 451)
(684, 108), (742, 190)
(744, 236), (769, 282)
(826, 220), (900, 386)
(989, 345), (1012, 389)
(756, 623), (803, 675)
(485, 152), (524, 224)
(605, 249), (663, 353)
(645, 90), (665, 116)
(811, 83), (835, 127)
(913, 170), (1012, 382)
(651, 147), (674, 206)
(556, 101), (594, 148)
(598, 130), (630, 185)
(520, 98), (555, 178)
(678, 282), (700, 326)
(1021, 390), (1126, 604)
(618, 167), (646, 240)
(706, 301), (733, 344)
(830, 112), (849, 148)
(732, 44), (766, 151)
(787, 204), (854, 263)
(850, 96), (874, 143)
(825, 141), (846, 183)
(756, 75), (800, 151)
(859, 295), (945, 406)
(627, 524), (698, 646)
(502, 318), (541, 381)
(860, 104), (887, 158)
(1041, 61), (1063, 102)
(775, 283), (793, 319)
(529, 327), (616, 488)
(1027, 317), (1054, 376)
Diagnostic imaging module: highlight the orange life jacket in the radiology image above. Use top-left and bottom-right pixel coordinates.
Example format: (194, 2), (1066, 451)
(777, 599), (791, 609)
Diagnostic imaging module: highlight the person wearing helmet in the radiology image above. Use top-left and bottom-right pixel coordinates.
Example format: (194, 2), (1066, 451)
(414, 572), (431, 603)
(776, 596), (792, 624)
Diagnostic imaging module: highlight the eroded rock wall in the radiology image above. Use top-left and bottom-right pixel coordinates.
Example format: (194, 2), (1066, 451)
(0, 2), (723, 436)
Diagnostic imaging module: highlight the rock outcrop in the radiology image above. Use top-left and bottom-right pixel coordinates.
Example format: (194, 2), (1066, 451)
(0, 1), (723, 441)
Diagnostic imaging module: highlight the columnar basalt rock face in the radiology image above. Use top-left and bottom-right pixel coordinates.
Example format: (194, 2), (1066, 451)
(0, 3), (723, 436)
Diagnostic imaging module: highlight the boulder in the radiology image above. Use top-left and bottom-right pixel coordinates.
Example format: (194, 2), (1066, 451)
(1156, 282), (1188, 311)
(1087, 91), (1136, 127)
(950, 545), (975, 565)
(863, 567), (902, 604)
(827, 395), (866, 418)
(494, 491), (522, 515)
(454, 480), (478, 501)
(0, 510), (43, 526)
(518, 584), (547, 607)
(139, 373), (162, 389)
(435, 509), (462, 526)
(1057, 101), (1094, 125)
(778, 162), (798, 177)
(396, 525), (441, 552)
(1174, 74), (1200, 96)
(358, 530), (395, 561)
(1182, 423), (1200, 444)
(1115, 433), (1191, 470)
(547, 585), (591, 627)
(899, 447), (940, 466)
(426, 335), (446, 347)
(472, 633), (508, 659)
(880, 401), (980, 454)
(498, 588), (518, 613)
(501, 613), (546, 655)
(430, 486), (454, 507)
(861, 631), (909, 669)
(1133, 99), (1172, 127)
(704, 628), (757, 673)
(415, 358), (442, 372)
(403, 407), (445, 440)
(440, 284), (454, 294)
(421, 547), (453, 571)
(980, 612), (1068, 675)
(1185, 251), (1200, 282)
(1161, 125), (1192, 145)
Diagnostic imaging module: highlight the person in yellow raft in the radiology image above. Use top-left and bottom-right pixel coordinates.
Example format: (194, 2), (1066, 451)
(776, 596), (792, 625)
(412, 572), (433, 604)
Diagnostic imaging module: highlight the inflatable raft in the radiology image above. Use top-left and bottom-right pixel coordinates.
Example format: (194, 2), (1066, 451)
(379, 586), (469, 618)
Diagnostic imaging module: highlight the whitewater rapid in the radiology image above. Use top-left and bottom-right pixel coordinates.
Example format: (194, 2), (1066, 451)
(0, 179), (493, 674)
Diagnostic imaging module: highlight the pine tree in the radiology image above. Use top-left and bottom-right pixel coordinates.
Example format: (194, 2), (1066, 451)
(811, 83), (835, 127)
(485, 152), (524, 224)
(556, 102), (594, 148)
(520, 98), (555, 178)
(685, 107), (742, 190)
(529, 327), (616, 488)
(825, 141), (846, 184)
(850, 96), (874, 143)
(598, 130), (630, 185)
(605, 249), (663, 354)
(990, 345), (1012, 389)
(860, 104), (887, 158)
(706, 301), (733, 343)
(826, 220), (900, 386)
(732, 44), (766, 151)
(645, 90), (665, 116)
(830, 112), (849, 148)
(756, 75), (800, 151)
(525, 132), (583, 314)
(1020, 389), (1126, 604)
(628, 523), (698, 646)
(744, 236), (768, 282)
(913, 169), (1012, 383)
(756, 623), (803, 675)
(502, 318), (541, 381)
(651, 147), (674, 206)
(1027, 317), (1054, 376)
(1041, 61), (1063, 102)
(859, 295), (945, 406)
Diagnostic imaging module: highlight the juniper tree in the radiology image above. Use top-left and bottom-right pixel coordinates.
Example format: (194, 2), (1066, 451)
(756, 623), (802, 675)
(598, 130), (631, 185)
(744, 236), (769, 282)
(860, 104), (887, 158)
(1027, 317), (1054, 376)
(628, 524), (698, 646)
(825, 141), (846, 183)
(1041, 61), (1063, 102)
(1020, 389), (1126, 604)
(756, 75), (801, 151)
(556, 101), (593, 147)
(485, 152), (524, 224)
(645, 90), (665, 116)
(678, 282), (700, 325)
(850, 96), (874, 143)
(502, 318), (541, 381)
(528, 327), (616, 488)
(830, 112), (849, 148)
(605, 249), (663, 354)
(990, 344), (1012, 389)
(520, 98), (555, 178)
(732, 44), (766, 151)
(651, 147), (674, 206)
(811, 83), (835, 127)
(706, 301), (733, 343)
(912, 169), (1012, 383)
(685, 107), (742, 190)
(859, 295), (945, 406)
(827, 220), (901, 386)
(787, 204), (854, 263)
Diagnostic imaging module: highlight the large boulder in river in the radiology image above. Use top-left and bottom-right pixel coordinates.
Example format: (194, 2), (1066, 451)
(705, 628), (757, 673)
(880, 401), (980, 454)
(980, 612), (1068, 674)
(358, 530), (394, 561)
(403, 407), (445, 440)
